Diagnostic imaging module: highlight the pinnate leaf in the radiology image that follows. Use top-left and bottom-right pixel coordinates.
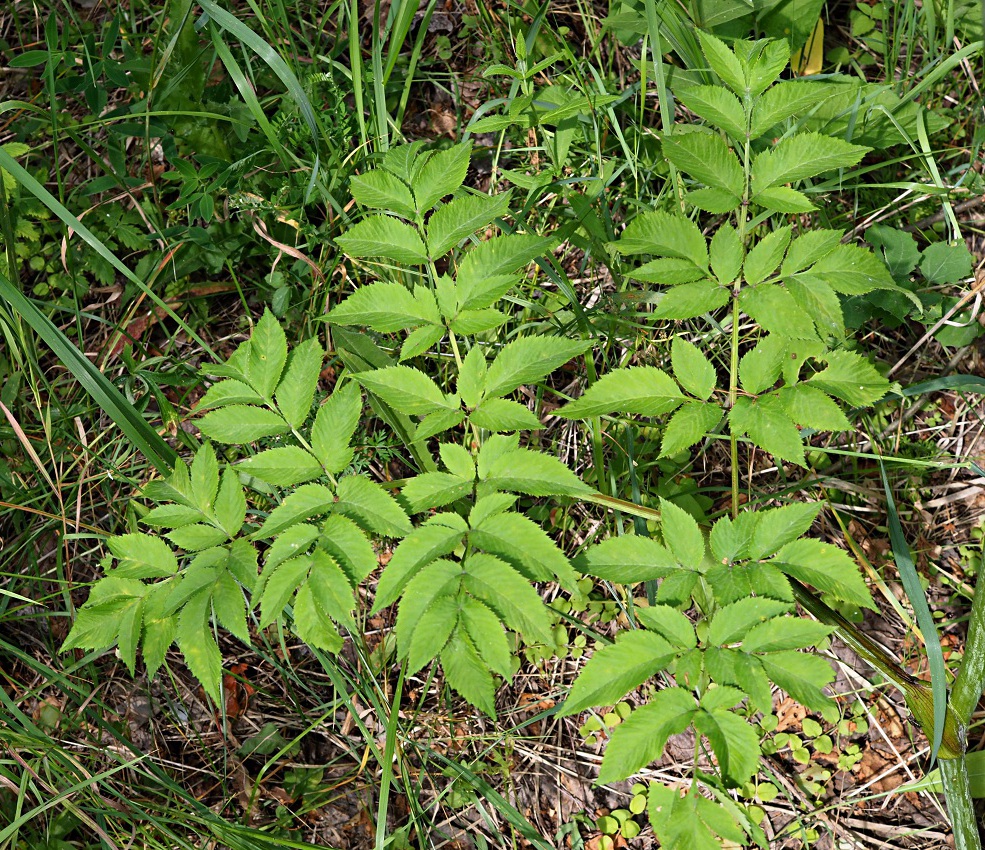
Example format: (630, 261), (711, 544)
(749, 502), (822, 560)
(355, 365), (456, 415)
(427, 192), (511, 258)
(808, 350), (889, 407)
(575, 536), (682, 584)
(412, 143), (471, 212)
(484, 336), (590, 399)
(482, 448), (592, 497)
(374, 519), (466, 610)
(560, 630), (678, 715)
(107, 534), (179, 579)
(198, 406), (291, 444)
(676, 85), (745, 142)
(328, 282), (438, 332)
(751, 133), (869, 195)
(663, 133), (744, 197)
(671, 336), (716, 400)
(334, 475), (412, 537)
(772, 538), (874, 607)
(239, 446), (322, 487)
(729, 395), (806, 466)
(441, 631), (496, 717)
(336, 215), (428, 264)
(660, 401), (724, 457)
(248, 310), (288, 398)
(613, 211), (708, 270)
(693, 709), (761, 784)
(349, 169), (416, 218)
(177, 591), (223, 704)
(255, 483), (336, 539)
(598, 688), (697, 784)
(311, 381), (361, 474)
(653, 280), (729, 319)
(557, 367), (684, 419)
(275, 338), (323, 427)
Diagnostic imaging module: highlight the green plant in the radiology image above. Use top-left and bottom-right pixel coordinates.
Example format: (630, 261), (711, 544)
(50, 22), (985, 850)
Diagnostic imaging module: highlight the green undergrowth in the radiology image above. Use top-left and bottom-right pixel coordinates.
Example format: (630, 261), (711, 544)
(1, 0), (984, 848)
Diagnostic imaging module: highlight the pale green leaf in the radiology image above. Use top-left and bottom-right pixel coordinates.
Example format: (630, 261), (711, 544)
(462, 553), (553, 644)
(709, 224), (742, 286)
(738, 334), (784, 395)
(470, 398), (542, 431)
(254, 483), (335, 539)
(395, 559), (460, 652)
(412, 143), (471, 212)
(663, 133), (744, 197)
(759, 650), (836, 712)
(449, 308), (507, 335)
(212, 570), (249, 643)
(327, 281), (438, 331)
(308, 548), (356, 626)
(275, 337), (323, 427)
(475, 433), (519, 479)
(413, 408), (465, 442)
(197, 379), (265, 410)
(740, 30), (794, 96)
(772, 538), (875, 607)
(686, 187), (743, 214)
(613, 211), (708, 270)
(456, 234), (553, 309)
(653, 280), (729, 319)
(807, 350), (889, 406)
(311, 381), (361, 475)
(574, 536), (682, 583)
(659, 497), (706, 568)
(407, 595), (459, 673)
(334, 475), (412, 537)
(349, 169), (416, 218)
(239, 446), (322, 487)
(741, 618), (831, 653)
(116, 600), (144, 676)
(461, 597), (513, 678)
(457, 345), (487, 408)
(628, 257), (708, 285)
(293, 582), (343, 651)
(707, 598), (792, 646)
(399, 324), (445, 361)
(560, 630), (678, 715)
(198, 406), (290, 444)
(469, 510), (577, 588)
(107, 534), (179, 579)
(336, 215), (428, 264)
(597, 688), (696, 784)
(320, 514), (377, 585)
(671, 337), (716, 400)
(225, 539), (259, 591)
(441, 630), (496, 716)
(374, 519), (466, 610)
(743, 226), (791, 286)
(166, 523), (229, 552)
(483, 448), (592, 497)
(800, 243), (900, 295)
(704, 647), (773, 713)
(427, 192), (511, 258)
(751, 81), (838, 137)
(749, 502), (822, 560)
(214, 467), (247, 536)
(677, 85), (745, 142)
(355, 365), (455, 415)
(556, 367), (684, 419)
(381, 140), (427, 182)
(259, 556), (311, 627)
(739, 284), (818, 340)
(141, 504), (203, 529)
(709, 513), (759, 565)
(705, 560), (792, 605)
(439, 443), (474, 480)
(190, 442), (220, 513)
(659, 401), (724, 457)
(177, 591), (223, 704)
(754, 186), (816, 214)
(729, 395), (806, 466)
(787, 277), (845, 339)
(777, 384), (852, 431)
(263, 523), (318, 573)
(636, 605), (696, 650)
(697, 30), (746, 95)
(781, 229), (843, 276)
(694, 709), (760, 784)
(484, 336), (590, 399)
(751, 133), (869, 195)
(248, 310), (288, 399)
(402, 472), (473, 512)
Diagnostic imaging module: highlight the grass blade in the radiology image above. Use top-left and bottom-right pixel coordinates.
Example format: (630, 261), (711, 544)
(0, 274), (177, 474)
(880, 459), (948, 761)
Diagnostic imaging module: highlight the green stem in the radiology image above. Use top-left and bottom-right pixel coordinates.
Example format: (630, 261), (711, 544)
(940, 759), (982, 850)
(951, 569), (985, 726)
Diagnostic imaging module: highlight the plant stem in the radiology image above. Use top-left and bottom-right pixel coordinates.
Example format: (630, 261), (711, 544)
(940, 758), (982, 850)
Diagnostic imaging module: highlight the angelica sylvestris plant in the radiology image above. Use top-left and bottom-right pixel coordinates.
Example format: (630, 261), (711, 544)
(552, 33), (913, 846)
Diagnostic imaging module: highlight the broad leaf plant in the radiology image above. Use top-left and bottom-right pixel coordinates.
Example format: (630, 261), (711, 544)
(65, 33), (949, 848)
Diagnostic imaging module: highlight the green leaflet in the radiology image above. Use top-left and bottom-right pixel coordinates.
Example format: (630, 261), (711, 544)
(557, 367), (685, 419)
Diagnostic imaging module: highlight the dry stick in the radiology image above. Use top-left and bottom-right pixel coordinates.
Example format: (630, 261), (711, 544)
(902, 195), (985, 233)
(888, 268), (985, 379)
